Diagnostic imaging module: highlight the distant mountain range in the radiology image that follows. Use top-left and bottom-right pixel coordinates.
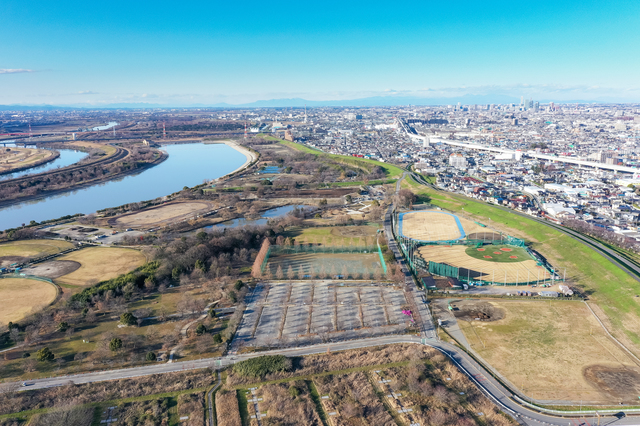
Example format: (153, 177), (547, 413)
(0, 95), (635, 110)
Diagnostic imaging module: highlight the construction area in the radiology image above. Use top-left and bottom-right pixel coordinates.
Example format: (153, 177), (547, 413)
(108, 200), (217, 229)
(233, 281), (411, 350)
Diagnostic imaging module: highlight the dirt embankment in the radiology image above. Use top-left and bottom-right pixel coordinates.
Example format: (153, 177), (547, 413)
(450, 300), (506, 322)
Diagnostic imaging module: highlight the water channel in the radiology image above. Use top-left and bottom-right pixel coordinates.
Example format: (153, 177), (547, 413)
(0, 143), (247, 230)
(0, 147), (87, 181)
(208, 204), (312, 229)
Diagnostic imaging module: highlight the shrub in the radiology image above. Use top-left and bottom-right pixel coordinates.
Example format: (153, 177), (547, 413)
(120, 312), (137, 326)
(208, 308), (217, 318)
(36, 347), (54, 362)
(109, 337), (123, 352)
(195, 324), (207, 335)
(234, 280), (244, 291)
(288, 385), (299, 397)
(213, 334), (222, 344)
(232, 355), (292, 378)
(57, 322), (69, 332)
(146, 352), (157, 361)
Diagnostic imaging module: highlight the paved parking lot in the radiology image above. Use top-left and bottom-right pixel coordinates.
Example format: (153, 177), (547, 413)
(233, 281), (410, 350)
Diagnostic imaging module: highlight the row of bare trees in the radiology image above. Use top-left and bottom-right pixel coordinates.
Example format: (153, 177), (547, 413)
(564, 218), (640, 252)
(251, 238), (271, 278)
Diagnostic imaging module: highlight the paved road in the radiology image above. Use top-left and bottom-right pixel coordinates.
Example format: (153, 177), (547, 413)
(12, 335), (639, 425)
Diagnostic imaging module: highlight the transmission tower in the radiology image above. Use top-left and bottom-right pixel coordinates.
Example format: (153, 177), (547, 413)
(163, 121), (166, 139)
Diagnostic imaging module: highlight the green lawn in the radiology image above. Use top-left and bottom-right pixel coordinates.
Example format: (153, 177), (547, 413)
(265, 136), (405, 179)
(465, 245), (531, 263)
(403, 178), (640, 353)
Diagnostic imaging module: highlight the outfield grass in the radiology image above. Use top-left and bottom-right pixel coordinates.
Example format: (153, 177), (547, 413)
(464, 245), (530, 263)
(267, 136), (405, 179)
(403, 178), (640, 354)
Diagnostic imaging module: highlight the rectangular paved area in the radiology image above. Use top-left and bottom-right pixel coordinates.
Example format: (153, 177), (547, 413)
(233, 281), (410, 349)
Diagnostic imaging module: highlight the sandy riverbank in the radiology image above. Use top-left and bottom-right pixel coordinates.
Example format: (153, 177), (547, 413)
(207, 139), (258, 179)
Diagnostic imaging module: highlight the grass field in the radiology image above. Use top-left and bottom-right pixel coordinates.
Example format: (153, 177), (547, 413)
(265, 252), (383, 279)
(56, 247), (146, 286)
(455, 300), (640, 403)
(283, 224), (380, 247)
(0, 239), (74, 266)
(464, 245), (530, 263)
(403, 178), (640, 356)
(0, 278), (57, 325)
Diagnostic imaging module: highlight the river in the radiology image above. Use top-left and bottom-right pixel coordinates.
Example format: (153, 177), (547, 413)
(0, 143), (247, 230)
(0, 148), (87, 181)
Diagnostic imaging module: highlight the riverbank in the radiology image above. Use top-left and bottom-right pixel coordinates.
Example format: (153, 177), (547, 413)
(0, 148), (60, 176)
(205, 139), (259, 181)
(0, 151), (169, 214)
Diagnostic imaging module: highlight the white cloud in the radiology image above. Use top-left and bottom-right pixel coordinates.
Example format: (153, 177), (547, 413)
(0, 69), (35, 74)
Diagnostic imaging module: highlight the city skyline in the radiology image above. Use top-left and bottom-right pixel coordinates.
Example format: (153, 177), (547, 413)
(1, 0), (639, 106)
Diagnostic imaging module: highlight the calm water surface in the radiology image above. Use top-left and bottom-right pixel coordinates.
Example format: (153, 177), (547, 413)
(208, 204), (312, 229)
(0, 143), (247, 229)
(0, 148), (87, 181)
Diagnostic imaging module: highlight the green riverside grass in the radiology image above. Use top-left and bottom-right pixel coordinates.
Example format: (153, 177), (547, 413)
(404, 178), (640, 350)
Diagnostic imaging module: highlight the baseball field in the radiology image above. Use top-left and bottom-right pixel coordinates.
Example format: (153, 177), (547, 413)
(0, 278), (58, 325)
(419, 245), (545, 284)
(399, 211), (487, 242)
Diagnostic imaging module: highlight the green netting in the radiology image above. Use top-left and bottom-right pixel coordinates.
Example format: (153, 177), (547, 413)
(504, 235), (526, 247)
(269, 244), (378, 255)
(428, 261), (459, 279)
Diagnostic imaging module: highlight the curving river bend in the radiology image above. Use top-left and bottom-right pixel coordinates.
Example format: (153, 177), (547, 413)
(0, 143), (247, 230)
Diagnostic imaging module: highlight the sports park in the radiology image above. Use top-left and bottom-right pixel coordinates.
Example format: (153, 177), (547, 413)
(394, 210), (559, 285)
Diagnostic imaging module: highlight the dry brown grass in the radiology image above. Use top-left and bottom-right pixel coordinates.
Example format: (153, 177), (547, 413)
(314, 372), (395, 426)
(0, 278), (57, 325)
(114, 201), (214, 228)
(226, 344), (435, 386)
(56, 246), (146, 286)
(0, 369), (212, 416)
(215, 389), (242, 426)
(256, 381), (322, 426)
(0, 239), (74, 263)
(178, 392), (205, 426)
(458, 300), (639, 403)
(0, 147), (56, 173)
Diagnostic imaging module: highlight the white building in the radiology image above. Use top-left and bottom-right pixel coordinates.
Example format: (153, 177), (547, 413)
(449, 153), (467, 169)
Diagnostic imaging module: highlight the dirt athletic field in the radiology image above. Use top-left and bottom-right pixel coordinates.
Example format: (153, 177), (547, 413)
(111, 201), (214, 228)
(0, 278), (57, 325)
(400, 211), (487, 242)
(419, 245), (545, 284)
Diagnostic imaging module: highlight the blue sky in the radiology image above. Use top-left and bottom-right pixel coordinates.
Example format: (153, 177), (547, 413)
(1, 0), (639, 106)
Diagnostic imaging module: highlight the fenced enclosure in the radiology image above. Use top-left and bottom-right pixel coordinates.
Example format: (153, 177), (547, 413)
(261, 244), (388, 280)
